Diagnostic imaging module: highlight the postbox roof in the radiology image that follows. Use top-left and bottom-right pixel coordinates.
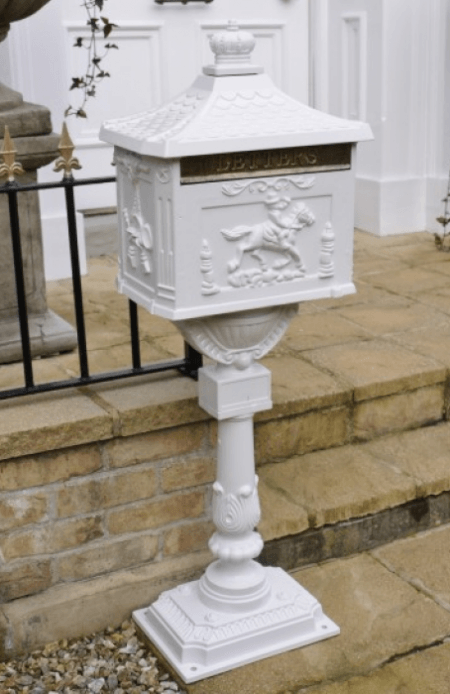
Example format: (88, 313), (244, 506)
(100, 23), (372, 159)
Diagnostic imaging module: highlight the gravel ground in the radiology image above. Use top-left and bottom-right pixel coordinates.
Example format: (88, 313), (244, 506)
(0, 621), (186, 694)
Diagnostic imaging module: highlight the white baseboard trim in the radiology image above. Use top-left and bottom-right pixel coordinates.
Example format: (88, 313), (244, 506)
(355, 176), (429, 236)
(42, 213), (87, 281)
(426, 175), (448, 234)
(354, 176), (447, 236)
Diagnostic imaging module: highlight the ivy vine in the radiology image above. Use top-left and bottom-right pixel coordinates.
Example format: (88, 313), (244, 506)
(65, 0), (118, 118)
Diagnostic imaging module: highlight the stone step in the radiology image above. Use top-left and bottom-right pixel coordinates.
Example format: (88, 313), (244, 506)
(182, 522), (450, 694)
(175, 418), (450, 694)
(258, 419), (450, 571)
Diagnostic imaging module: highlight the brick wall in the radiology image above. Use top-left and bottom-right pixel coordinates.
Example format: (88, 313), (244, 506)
(0, 422), (215, 607)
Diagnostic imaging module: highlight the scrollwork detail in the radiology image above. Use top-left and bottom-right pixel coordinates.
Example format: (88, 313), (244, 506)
(222, 175), (315, 197)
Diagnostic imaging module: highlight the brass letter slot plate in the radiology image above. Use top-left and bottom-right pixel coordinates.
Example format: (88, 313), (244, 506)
(180, 144), (352, 184)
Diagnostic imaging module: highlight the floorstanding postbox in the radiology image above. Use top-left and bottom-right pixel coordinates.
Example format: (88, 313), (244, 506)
(101, 21), (373, 684)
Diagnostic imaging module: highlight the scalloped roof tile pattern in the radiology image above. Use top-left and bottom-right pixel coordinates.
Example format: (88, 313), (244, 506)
(104, 87), (357, 146)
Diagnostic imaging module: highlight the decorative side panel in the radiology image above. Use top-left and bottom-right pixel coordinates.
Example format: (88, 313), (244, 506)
(341, 13), (367, 121)
(156, 196), (175, 295)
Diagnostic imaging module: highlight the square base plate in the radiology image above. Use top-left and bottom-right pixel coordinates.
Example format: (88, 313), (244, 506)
(133, 566), (339, 683)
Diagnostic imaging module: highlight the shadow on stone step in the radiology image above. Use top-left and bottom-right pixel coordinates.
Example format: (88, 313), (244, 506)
(260, 492), (450, 572)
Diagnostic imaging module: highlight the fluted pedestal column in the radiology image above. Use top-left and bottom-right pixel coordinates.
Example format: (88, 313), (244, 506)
(134, 329), (339, 683)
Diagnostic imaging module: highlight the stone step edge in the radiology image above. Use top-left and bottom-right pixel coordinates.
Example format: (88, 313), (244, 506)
(260, 490), (450, 573)
(1, 364), (447, 463)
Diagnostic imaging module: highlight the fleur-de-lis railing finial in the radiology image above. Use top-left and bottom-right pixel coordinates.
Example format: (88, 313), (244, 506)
(0, 127), (25, 183)
(54, 122), (82, 178)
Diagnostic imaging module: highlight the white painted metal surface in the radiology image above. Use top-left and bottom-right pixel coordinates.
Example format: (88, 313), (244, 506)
(104, 23), (371, 681)
(101, 23), (370, 321)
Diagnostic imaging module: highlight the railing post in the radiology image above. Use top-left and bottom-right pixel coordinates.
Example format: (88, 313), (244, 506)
(0, 126), (34, 388)
(6, 182), (34, 388)
(179, 341), (203, 380)
(129, 300), (142, 370)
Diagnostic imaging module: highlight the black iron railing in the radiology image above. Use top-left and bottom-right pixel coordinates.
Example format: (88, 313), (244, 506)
(0, 125), (202, 400)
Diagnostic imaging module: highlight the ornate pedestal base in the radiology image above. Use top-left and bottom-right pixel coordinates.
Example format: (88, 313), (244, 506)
(0, 309), (77, 363)
(134, 567), (338, 683)
(134, 356), (339, 683)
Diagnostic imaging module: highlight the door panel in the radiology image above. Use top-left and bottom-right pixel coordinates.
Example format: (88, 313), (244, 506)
(11, 0), (309, 210)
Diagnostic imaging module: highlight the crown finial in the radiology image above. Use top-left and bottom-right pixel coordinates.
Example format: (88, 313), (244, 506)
(203, 21), (263, 77)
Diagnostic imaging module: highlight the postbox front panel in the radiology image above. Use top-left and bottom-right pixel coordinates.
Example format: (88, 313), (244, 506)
(114, 148), (357, 321)
(171, 168), (356, 319)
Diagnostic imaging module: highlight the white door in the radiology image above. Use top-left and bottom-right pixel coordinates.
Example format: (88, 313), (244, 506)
(5, 0), (309, 276)
(14, 0), (309, 198)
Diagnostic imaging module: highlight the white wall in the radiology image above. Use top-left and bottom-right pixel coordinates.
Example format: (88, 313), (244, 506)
(311, 0), (450, 236)
(4, 0), (449, 248)
(2, 0), (310, 278)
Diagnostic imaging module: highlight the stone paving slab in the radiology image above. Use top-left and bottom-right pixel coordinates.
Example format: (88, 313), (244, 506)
(302, 339), (446, 401)
(259, 445), (416, 530)
(364, 423), (450, 497)
(392, 321), (450, 368)
(259, 422), (450, 543)
(0, 390), (113, 461)
(280, 312), (371, 352)
(362, 266), (450, 297)
(297, 642), (450, 693)
(415, 285), (450, 316)
(260, 354), (351, 418)
(334, 300), (445, 337)
(373, 524), (450, 610)
(91, 372), (207, 437)
(184, 552), (450, 694)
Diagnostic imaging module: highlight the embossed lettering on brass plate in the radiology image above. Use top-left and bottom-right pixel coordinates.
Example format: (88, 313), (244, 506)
(180, 144), (351, 184)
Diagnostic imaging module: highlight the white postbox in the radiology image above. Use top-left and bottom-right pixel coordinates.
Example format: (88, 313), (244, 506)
(101, 21), (372, 684)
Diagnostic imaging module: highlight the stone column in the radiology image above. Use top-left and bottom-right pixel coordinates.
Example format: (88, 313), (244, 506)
(0, 107), (78, 363)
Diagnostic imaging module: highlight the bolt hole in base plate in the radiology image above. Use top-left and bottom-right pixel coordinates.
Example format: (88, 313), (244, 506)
(133, 567), (339, 683)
